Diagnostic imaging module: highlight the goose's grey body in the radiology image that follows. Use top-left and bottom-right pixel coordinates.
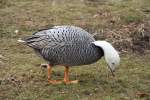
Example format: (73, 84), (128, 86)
(22, 26), (104, 66)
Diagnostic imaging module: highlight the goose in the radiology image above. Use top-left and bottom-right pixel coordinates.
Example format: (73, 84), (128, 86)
(18, 26), (120, 84)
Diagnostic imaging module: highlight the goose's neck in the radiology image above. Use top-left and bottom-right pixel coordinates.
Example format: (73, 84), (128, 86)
(92, 41), (120, 67)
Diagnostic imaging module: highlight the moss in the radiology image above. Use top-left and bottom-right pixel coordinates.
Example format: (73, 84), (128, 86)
(121, 13), (144, 23)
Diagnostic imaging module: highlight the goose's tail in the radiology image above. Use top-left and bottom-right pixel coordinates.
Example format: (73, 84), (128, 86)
(17, 35), (46, 49)
(17, 38), (26, 43)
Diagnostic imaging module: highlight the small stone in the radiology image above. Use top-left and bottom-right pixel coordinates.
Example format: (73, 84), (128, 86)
(0, 55), (5, 60)
(15, 30), (19, 34)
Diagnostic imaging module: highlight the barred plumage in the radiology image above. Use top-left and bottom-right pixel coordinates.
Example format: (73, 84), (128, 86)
(20, 26), (104, 66)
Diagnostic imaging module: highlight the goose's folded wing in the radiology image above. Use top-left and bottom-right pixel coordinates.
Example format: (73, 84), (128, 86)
(21, 25), (94, 50)
(22, 35), (66, 50)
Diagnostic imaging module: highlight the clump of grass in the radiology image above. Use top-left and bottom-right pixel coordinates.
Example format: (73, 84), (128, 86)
(0, 0), (12, 8)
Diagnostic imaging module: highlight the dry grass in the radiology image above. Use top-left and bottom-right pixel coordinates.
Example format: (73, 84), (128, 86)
(0, 0), (150, 100)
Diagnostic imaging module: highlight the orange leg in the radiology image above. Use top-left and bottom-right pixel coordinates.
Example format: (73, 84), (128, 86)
(47, 64), (62, 84)
(63, 66), (78, 84)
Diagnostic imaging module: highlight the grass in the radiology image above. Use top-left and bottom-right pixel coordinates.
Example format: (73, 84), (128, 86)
(0, 0), (150, 100)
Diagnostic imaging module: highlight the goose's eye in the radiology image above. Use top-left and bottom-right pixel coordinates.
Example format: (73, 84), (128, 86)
(112, 62), (115, 65)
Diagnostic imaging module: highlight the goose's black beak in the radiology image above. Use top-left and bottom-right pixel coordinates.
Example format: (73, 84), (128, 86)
(107, 65), (115, 77)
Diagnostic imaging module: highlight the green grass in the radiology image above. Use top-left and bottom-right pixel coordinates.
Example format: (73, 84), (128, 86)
(0, 39), (150, 100)
(0, 0), (150, 100)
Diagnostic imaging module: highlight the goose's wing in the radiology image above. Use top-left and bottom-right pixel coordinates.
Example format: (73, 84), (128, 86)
(22, 35), (64, 50)
(22, 26), (93, 50)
